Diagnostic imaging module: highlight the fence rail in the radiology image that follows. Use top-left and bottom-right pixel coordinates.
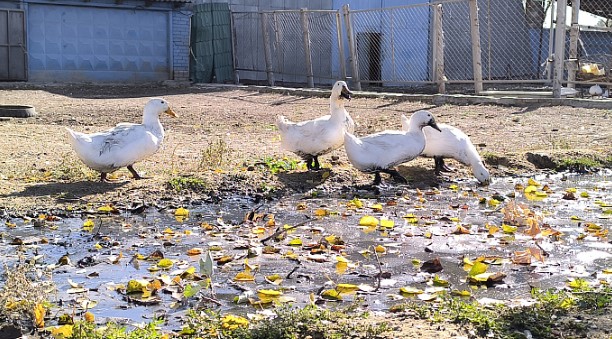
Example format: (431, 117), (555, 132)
(225, 0), (612, 97)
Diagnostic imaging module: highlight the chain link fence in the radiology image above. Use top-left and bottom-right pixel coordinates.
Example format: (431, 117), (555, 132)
(231, 10), (342, 86)
(572, 0), (612, 87)
(230, 11), (265, 83)
(226, 0), (612, 95)
(349, 4), (433, 85)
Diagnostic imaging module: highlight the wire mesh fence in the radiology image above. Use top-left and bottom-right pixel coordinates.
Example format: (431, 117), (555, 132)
(349, 4), (433, 85)
(573, 0), (612, 86)
(224, 0), (612, 95)
(264, 10), (343, 86)
(440, 1), (474, 82)
(478, 0), (548, 82)
(230, 11), (265, 82)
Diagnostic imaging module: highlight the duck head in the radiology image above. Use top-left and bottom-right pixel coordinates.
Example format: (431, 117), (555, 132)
(145, 98), (178, 119)
(410, 110), (441, 132)
(332, 81), (352, 101)
(473, 163), (490, 185)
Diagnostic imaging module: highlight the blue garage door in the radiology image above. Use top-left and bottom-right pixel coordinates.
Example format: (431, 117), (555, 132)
(28, 4), (170, 82)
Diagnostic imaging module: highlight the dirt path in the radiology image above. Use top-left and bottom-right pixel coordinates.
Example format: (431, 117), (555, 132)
(1, 83), (609, 213)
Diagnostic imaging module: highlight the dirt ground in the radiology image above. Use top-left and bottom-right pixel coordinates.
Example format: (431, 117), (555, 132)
(0, 83), (611, 338)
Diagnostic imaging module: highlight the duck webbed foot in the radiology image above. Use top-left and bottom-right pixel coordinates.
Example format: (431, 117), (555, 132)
(127, 165), (144, 180)
(304, 155), (321, 171)
(381, 168), (407, 184)
(312, 156), (321, 170)
(434, 156), (454, 175)
(372, 169), (407, 185)
(373, 172), (382, 185)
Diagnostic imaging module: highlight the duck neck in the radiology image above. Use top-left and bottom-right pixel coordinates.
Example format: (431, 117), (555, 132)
(408, 124), (425, 134)
(142, 112), (164, 137)
(330, 98), (347, 121)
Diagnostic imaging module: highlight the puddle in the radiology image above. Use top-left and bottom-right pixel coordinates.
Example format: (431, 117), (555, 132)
(1, 171), (611, 329)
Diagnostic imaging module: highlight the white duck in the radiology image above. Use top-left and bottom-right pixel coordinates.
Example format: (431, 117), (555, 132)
(401, 114), (490, 184)
(276, 81), (354, 170)
(66, 98), (177, 181)
(344, 110), (441, 185)
(589, 84), (603, 98)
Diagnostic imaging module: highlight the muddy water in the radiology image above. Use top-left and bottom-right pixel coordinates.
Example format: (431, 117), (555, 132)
(1, 171), (610, 327)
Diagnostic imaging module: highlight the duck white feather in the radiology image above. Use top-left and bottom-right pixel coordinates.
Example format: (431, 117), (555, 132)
(344, 110), (441, 185)
(401, 114), (490, 184)
(66, 98), (177, 181)
(276, 81), (354, 170)
(589, 84), (603, 97)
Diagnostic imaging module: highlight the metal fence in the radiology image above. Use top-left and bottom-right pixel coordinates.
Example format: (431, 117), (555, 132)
(569, 0), (612, 88)
(348, 3), (434, 85)
(227, 0), (612, 96)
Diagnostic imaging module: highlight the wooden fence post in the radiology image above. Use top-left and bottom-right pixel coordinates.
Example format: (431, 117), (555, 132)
(468, 0), (483, 94)
(567, 0), (580, 89)
(432, 4), (446, 94)
(260, 12), (275, 86)
(335, 11), (347, 81)
(300, 9), (314, 88)
(230, 12), (240, 84)
(552, 0), (568, 98)
(342, 4), (361, 91)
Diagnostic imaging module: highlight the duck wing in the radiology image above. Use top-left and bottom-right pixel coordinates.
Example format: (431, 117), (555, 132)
(67, 124), (159, 172)
(345, 131), (424, 171)
(98, 124), (146, 156)
(278, 115), (345, 155)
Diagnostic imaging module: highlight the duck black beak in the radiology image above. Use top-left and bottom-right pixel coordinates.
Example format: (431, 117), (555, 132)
(428, 119), (441, 132)
(340, 86), (352, 100)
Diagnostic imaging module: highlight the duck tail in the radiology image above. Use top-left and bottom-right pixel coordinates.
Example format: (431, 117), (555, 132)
(400, 114), (410, 131)
(343, 130), (361, 147)
(65, 127), (90, 147)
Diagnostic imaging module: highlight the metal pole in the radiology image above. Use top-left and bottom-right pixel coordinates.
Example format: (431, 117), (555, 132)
(432, 4), (446, 94)
(567, 0), (580, 89)
(300, 9), (314, 88)
(260, 12), (274, 86)
(469, 0), (483, 94)
(335, 11), (347, 81)
(342, 4), (361, 91)
(552, 0), (568, 98)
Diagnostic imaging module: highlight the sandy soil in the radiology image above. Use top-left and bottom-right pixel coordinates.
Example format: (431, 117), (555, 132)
(0, 83), (610, 338)
(1, 83), (610, 211)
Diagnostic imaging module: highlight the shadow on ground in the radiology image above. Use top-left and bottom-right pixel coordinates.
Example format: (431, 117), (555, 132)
(276, 169), (333, 191)
(2, 181), (128, 203)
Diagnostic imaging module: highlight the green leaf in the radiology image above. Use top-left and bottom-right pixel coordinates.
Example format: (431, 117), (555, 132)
(468, 261), (488, 277)
(200, 251), (214, 277)
(183, 282), (204, 298)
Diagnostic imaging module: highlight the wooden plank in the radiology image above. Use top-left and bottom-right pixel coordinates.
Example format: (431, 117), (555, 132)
(342, 4), (361, 91)
(300, 9), (314, 88)
(469, 0), (483, 94)
(552, 0), (568, 98)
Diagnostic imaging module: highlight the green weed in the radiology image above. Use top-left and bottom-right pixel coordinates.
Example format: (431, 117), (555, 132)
(180, 305), (389, 339)
(67, 320), (165, 339)
(392, 286), (612, 339)
(0, 264), (54, 331)
(167, 176), (208, 191)
(199, 138), (232, 169)
(557, 157), (603, 172)
(258, 156), (300, 174)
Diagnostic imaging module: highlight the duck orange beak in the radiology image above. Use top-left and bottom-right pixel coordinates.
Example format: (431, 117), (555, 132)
(165, 107), (178, 118)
